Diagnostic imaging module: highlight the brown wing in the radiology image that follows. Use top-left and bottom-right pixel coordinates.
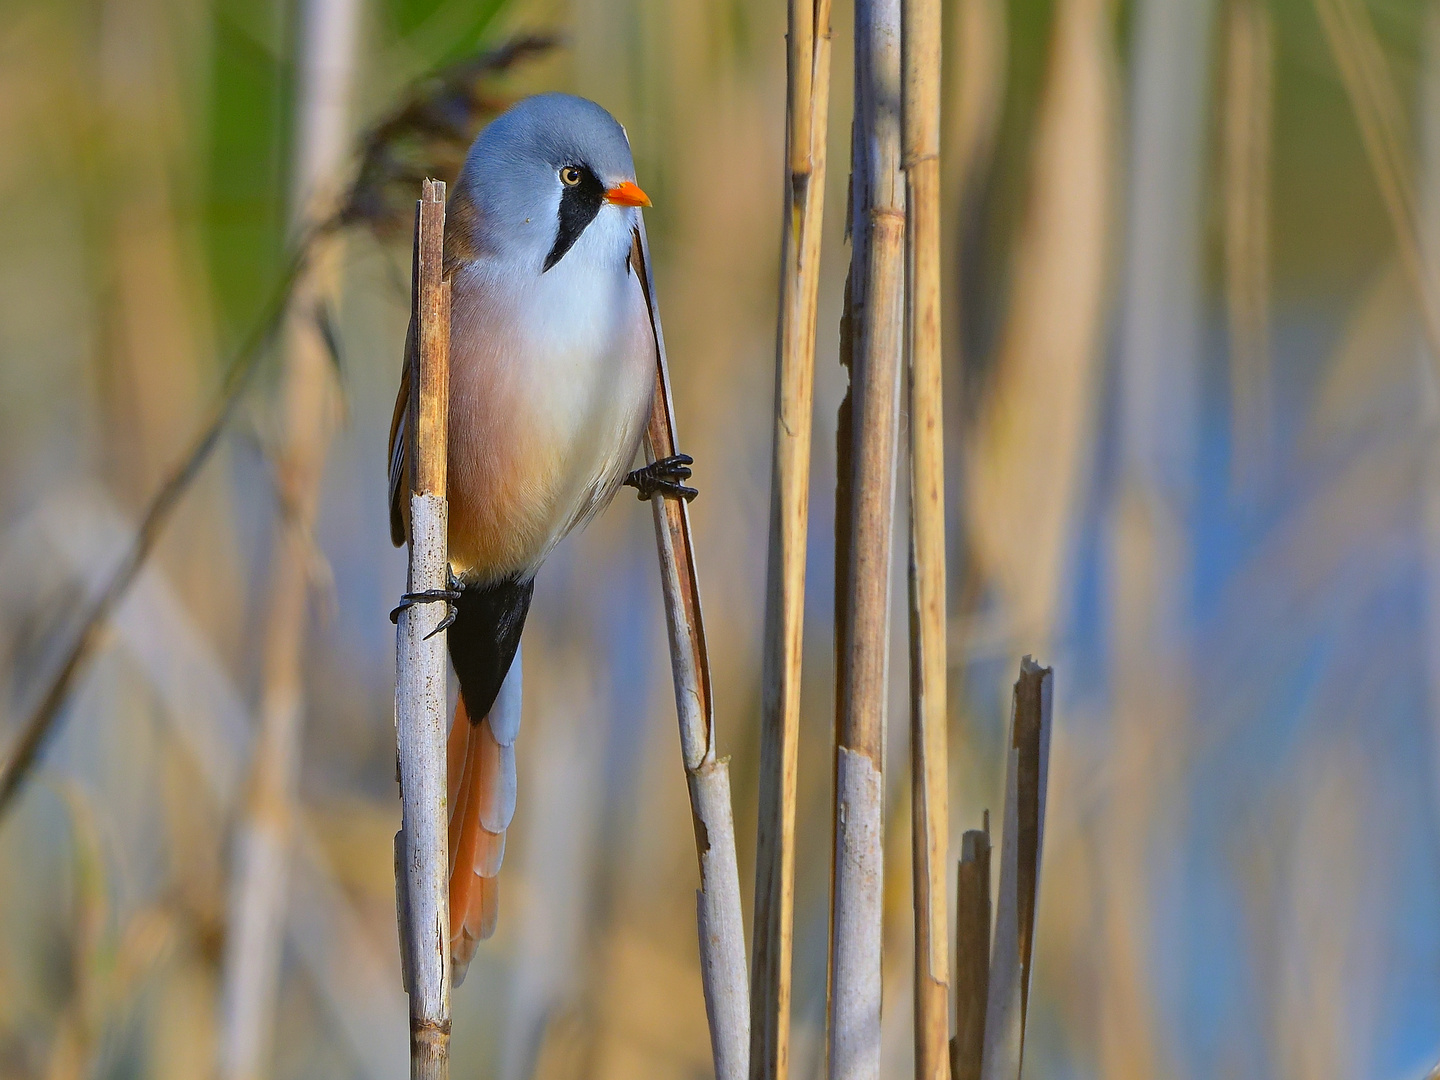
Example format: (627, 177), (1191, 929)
(387, 315), (414, 547)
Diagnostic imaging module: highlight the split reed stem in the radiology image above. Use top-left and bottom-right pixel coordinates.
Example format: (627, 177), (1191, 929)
(980, 658), (1052, 1080)
(395, 179), (452, 1080)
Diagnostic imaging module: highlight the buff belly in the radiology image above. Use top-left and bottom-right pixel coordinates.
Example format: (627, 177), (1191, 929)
(442, 255), (655, 585)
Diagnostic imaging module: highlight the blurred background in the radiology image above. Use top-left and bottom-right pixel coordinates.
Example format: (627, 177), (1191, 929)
(0, 0), (1439, 1077)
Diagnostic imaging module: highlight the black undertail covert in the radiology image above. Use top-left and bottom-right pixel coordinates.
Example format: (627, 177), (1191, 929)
(447, 577), (534, 722)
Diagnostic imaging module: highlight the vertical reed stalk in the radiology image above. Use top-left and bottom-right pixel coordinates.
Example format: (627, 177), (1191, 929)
(632, 219), (750, 1080)
(980, 658), (1052, 1080)
(218, 1), (358, 1074)
(752, 2), (833, 1078)
(901, 0), (948, 1075)
(395, 179), (453, 1078)
(950, 819), (991, 1080)
(1103, 4), (1211, 1074)
(830, 0), (905, 1077)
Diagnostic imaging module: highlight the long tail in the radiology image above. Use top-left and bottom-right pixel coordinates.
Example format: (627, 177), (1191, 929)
(446, 651), (521, 985)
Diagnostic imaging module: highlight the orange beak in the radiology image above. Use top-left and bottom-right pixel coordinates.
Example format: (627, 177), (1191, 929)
(604, 181), (652, 208)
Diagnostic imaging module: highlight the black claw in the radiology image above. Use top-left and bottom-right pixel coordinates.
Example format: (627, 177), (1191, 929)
(389, 585), (461, 630)
(625, 453), (699, 503)
(426, 603), (458, 639)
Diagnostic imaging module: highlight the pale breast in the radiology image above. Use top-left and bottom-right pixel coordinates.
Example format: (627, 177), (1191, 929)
(443, 247), (655, 584)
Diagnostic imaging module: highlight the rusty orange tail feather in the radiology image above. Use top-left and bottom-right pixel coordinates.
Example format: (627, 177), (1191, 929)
(446, 699), (509, 985)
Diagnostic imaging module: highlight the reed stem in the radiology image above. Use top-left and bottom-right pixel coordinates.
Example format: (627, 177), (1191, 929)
(829, 0), (906, 1076)
(950, 820), (991, 1080)
(394, 179), (453, 1079)
(752, 2), (833, 1077)
(902, 0), (949, 1074)
(632, 219), (750, 1080)
(980, 658), (1052, 1080)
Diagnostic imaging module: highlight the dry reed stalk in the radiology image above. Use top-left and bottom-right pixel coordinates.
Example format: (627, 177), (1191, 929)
(950, 818), (990, 1080)
(830, 0), (905, 1076)
(632, 218), (750, 1080)
(980, 659), (1052, 1080)
(1101, 4), (1211, 1073)
(900, 0), (948, 1076)
(751, 2), (833, 1078)
(946, 0), (1007, 207)
(963, 0), (1112, 651)
(1314, 0), (1440, 366)
(1222, 0), (1274, 494)
(394, 179), (453, 1078)
(219, 2), (359, 1072)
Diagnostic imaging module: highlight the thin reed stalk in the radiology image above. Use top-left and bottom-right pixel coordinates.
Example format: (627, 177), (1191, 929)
(901, 0), (949, 1076)
(950, 818), (991, 1080)
(980, 658), (1052, 1080)
(751, 1), (833, 1077)
(219, 2), (359, 1072)
(394, 179), (453, 1078)
(633, 219), (750, 1080)
(962, 0), (1112, 652)
(1102, 6), (1210, 1074)
(830, 0), (906, 1076)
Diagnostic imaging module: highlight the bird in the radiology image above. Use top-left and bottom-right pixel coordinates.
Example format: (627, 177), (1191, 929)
(387, 92), (696, 985)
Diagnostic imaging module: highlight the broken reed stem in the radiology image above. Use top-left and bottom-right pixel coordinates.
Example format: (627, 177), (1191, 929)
(633, 218), (750, 1080)
(830, 0), (905, 1077)
(950, 820), (991, 1080)
(901, 0), (948, 1075)
(980, 658), (1052, 1080)
(394, 179), (452, 1079)
(751, 1), (833, 1078)
(0, 231), (316, 823)
(1314, 0), (1440, 366)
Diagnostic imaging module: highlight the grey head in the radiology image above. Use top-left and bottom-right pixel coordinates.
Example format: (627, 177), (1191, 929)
(454, 93), (648, 274)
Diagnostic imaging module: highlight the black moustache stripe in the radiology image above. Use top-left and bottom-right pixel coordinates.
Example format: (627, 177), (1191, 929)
(543, 167), (605, 272)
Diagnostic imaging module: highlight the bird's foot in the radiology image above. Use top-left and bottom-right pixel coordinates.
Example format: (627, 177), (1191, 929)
(625, 454), (697, 502)
(390, 565), (463, 638)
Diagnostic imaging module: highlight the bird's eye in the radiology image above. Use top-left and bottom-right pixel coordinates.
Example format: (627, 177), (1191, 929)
(560, 166), (583, 187)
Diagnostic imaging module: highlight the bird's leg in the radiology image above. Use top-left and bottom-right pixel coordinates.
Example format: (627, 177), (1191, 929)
(390, 564), (463, 639)
(625, 453), (698, 502)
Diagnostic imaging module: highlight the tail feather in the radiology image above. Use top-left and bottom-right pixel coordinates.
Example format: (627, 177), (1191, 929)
(446, 697), (473, 822)
(471, 719), (517, 833)
(446, 702), (475, 879)
(446, 651), (522, 986)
